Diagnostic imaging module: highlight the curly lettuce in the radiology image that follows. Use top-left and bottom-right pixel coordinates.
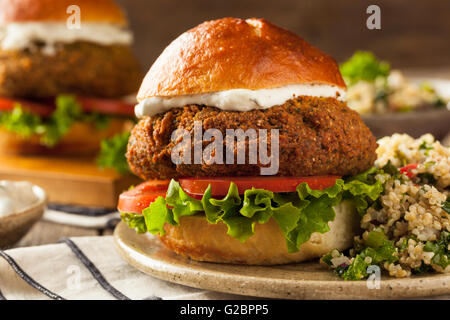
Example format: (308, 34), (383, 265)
(97, 131), (131, 174)
(340, 51), (390, 86)
(121, 168), (384, 253)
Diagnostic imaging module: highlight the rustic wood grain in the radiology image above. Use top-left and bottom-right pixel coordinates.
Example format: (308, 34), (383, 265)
(116, 0), (450, 71)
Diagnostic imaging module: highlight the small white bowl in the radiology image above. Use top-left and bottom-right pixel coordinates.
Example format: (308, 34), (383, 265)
(0, 185), (47, 248)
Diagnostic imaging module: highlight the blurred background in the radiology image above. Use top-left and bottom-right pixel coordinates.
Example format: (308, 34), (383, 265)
(116, 0), (450, 72)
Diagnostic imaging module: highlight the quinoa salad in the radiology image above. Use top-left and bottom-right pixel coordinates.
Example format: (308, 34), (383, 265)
(321, 133), (450, 279)
(341, 51), (449, 114)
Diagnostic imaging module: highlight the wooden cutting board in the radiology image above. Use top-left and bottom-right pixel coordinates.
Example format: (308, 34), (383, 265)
(0, 154), (141, 208)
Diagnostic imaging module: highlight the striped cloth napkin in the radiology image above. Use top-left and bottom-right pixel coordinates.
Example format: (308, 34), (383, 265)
(0, 236), (246, 300)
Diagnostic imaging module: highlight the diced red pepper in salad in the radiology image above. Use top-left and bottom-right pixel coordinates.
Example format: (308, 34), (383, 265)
(400, 164), (418, 178)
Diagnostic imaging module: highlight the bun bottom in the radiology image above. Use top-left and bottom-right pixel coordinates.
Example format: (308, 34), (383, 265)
(0, 118), (128, 156)
(160, 201), (360, 265)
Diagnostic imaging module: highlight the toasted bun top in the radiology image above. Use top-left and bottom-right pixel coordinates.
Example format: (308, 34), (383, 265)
(0, 0), (127, 26)
(138, 17), (345, 101)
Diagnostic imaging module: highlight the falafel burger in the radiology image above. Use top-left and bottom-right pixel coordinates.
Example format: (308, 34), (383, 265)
(0, 0), (141, 154)
(119, 17), (382, 265)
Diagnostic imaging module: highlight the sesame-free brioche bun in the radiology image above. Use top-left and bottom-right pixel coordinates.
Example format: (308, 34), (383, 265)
(159, 201), (359, 265)
(137, 17), (346, 101)
(0, 0), (127, 26)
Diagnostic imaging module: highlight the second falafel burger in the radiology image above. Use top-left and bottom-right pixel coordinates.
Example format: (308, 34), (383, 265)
(0, 0), (142, 155)
(119, 17), (382, 265)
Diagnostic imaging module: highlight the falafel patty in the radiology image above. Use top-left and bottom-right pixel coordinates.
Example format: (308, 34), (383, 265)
(127, 96), (378, 180)
(0, 42), (142, 98)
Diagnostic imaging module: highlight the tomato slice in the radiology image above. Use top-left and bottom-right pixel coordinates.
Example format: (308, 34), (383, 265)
(0, 96), (135, 117)
(0, 97), (53, 117)
(76, 97), (135, 117)
(117, 176), (340, 213)
(179, 176), (341, 198)
(118, 180), (170, 213)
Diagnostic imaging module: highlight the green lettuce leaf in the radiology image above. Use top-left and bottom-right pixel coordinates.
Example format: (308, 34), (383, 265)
(42, 95), (83, 146)
(202, 183), (241, 224)
(97, 131), (131, 174)
(342, 167), (384, 215)
(221, 216), (255, 242)
(240, 188), (274, 223)
(121, 169), (384, 253)
(142, 196), (174, 235)
(120, 212), (147, 234)
(0, 105), (42, 138)
(340, 51), (390, 86)
(165, 180), (203, 224)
